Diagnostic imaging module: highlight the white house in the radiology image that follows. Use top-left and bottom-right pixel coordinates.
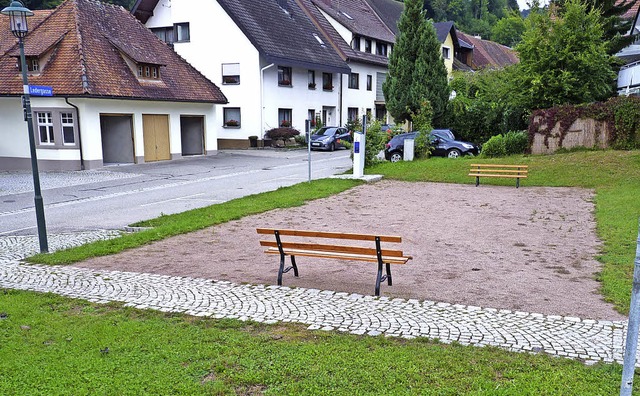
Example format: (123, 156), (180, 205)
(301, 0), (396, 123)
(616, 2), (640, 95)
(133, 0), (351, 148)
(0, 0), (226, 171)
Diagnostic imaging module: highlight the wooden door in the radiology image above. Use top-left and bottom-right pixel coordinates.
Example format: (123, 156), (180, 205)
(142, 114), (170, 162)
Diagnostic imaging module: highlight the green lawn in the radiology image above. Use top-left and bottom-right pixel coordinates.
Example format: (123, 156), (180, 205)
(9, 149), (640, 394)
(0, 289), (634, 395)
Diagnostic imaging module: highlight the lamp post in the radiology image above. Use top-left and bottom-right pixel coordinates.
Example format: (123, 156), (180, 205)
(2, 1), (48, 253)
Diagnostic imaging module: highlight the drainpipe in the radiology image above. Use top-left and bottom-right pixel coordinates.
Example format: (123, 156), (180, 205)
(65, 97), (84, 170)
(260, 63), (275, 139)
(338, 72), (343, 127)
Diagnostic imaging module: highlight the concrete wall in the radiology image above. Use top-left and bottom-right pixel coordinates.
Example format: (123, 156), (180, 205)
(530, 116), (610, 154)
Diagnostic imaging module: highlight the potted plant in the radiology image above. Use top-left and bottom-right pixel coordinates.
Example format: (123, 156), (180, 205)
(225, 120), (239, 127)
(248, 135), (258, 148)
(323, 83), (333, 91)
(308, 82), (316, 89)
(280, 120), (291, 127)
(280, 79), (291, 86)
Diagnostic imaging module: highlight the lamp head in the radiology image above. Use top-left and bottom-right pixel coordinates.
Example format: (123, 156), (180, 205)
(1, 1), (34, 39)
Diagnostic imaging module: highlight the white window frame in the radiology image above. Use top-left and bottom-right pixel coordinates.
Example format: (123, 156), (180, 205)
(33, 108), (79, 149)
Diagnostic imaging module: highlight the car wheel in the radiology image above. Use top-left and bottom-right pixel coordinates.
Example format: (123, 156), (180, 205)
(329, 142), (335, 152)
(389, 152), (402, 163)
(447, 149), (461, 159)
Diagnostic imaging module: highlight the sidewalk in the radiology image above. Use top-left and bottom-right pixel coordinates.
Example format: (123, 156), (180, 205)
(0, 231), (633, 366)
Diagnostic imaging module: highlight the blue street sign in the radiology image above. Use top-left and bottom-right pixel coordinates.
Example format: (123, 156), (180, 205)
(29, 85), (53, 97)
(354, 141), (360, 153)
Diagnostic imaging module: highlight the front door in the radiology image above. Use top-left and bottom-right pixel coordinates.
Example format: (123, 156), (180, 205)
(142, 114), (170, 162)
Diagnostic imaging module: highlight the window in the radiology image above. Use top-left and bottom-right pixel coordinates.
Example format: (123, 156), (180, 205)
(442, 47), (451, 59)
(352, 35), (361, 51)
(348, 73), (359, 89)
(175, 22), (190, 42)
(365, 39), (372, 53)
(376, 42), (387, 56)
(278, 66), (292, 86)
(36, 112), (54, 145)
(308, 109), (316, 126)
(322, 72), (333, 91)
(32, 108), (78, 148)
(278, 108), (292, 127)
(223, 107), (241, 127)
(137, 63), (160, 80)
(17, 56), (39, 72)
(347, 107), (358, 121)
(308, 70), (316, 89)
(61, 112), (75, 145)
(366, 75), (372, 91)
(151, 23), (190, 44)
(222, 63), (240, 84)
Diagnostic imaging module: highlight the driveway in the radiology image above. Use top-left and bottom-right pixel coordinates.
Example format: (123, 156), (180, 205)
(0, 149), (352, 236)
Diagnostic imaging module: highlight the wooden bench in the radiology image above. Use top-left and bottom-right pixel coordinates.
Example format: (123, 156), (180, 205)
(257, 228), (412, 296)
(469, 164), (528, 188)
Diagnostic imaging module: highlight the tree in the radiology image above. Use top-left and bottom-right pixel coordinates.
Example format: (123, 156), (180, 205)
(491, 10), (525, 47)
(514, 0), (616, 109)
(384, 0), (449, 124)
(553, 0), (636, 54)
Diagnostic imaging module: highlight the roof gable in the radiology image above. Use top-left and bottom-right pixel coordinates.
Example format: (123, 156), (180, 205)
(0, 0), (226, 103)
(364, 0), (403, 35)
(456, 30), (519, 70)
(312, 0), (396, 43)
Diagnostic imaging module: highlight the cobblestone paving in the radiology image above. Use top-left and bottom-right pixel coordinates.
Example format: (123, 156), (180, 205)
(0, 232), (634, 366)
(0, 170), (141, 196)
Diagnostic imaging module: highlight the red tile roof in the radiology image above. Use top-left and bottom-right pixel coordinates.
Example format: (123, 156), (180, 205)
(456, 30), (519, 70)
(0, 0), (227, 103)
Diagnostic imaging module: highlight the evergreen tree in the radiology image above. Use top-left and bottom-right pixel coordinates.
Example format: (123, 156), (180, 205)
(383, 0), (450, 123)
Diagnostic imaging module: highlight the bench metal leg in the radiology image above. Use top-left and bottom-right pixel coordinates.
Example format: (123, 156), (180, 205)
(277, 255), (298, 286)
(516, 177), (520, 188)
(374, 236), (391, 296)
(476, 176), (480, 187)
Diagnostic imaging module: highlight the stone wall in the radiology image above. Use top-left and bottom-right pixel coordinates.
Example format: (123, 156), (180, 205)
(530, 116), (610, 155)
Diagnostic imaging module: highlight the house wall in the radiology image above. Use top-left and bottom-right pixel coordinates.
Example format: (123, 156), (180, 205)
(341, 62), (386, 123)
(262, 66), (342, 130)
(0, 96), (216, 171)
(146, 0), (262, 144)
(442, 32), (454, 78)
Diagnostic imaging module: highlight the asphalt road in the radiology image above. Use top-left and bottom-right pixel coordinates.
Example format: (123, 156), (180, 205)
(0, 149), (353, 236)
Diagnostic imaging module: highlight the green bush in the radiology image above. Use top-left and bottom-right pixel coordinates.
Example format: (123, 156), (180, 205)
(481, 134), (507, 157)
(294, 135), (307, 145)
(364, 119), (387, 167)
(503, 131), (528, 155)
(266, 127), (300, 140)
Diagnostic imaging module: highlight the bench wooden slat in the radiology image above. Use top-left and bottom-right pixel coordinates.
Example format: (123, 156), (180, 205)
(264, 247), (410, 264)
(256, 228), (402, 243)
(470, 164), (528, 169)
(468, 173), (527, 178)
(260, 240), (406, 257)
(468, 169), (528, 174)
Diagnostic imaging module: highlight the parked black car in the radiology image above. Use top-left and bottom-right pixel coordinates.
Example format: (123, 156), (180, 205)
(384, 129), (479, 162)
(310, 126), (352, 151)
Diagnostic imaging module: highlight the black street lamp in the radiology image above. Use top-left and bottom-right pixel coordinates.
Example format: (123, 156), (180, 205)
(2, 1), (48, 253)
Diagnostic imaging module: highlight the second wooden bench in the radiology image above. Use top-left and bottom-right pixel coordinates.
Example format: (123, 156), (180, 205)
(257, 228), (412, 296)
(469, 164), (528, 188)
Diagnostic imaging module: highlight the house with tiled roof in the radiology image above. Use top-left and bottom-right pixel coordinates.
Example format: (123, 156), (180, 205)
(299, 0), (396, 122)
(616, 0), (640, 95)
(133, 0), (352, 148)
(455, 30), (519, 70)
(0, 0), (227, 171)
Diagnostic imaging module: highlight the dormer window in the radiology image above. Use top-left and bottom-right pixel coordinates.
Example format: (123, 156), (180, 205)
(352, 35), (361, 51)
(365, 39), (372, 53)
(137, 63), (160, 80)
(17, 56), (39, 73)
(376, 42), (388, 56)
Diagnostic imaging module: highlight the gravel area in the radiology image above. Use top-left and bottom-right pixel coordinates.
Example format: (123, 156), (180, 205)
(76, 180), (624, 320)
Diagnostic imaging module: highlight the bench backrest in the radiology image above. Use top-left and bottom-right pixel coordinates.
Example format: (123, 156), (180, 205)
(257, 228), (406, 258)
